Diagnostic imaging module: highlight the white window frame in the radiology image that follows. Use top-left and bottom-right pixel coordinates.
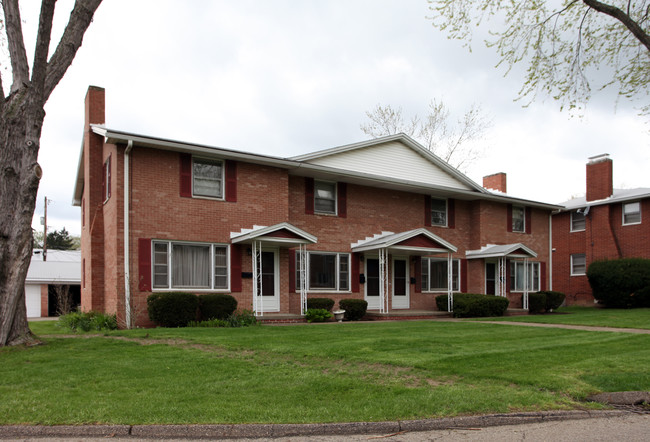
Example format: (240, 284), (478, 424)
(152, 240), (230, 291)
(421, 257), (460, 292)
(296, 251), (350, 292)
(622, 201), (641, 226)
(512, 205), (525, 233)
(509, 261), (540, 292)
(570, 210), (586, 232)
(314, 180), (337, 215)
(430, 198), (448, 227)
(570, 254), (586, 276)
(192, 157), (224, 200)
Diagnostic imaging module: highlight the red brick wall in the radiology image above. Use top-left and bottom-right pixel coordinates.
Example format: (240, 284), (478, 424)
(552, 198), (650, 305)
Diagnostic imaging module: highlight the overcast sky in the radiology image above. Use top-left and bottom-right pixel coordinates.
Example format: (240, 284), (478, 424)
(22, 0), (649, 236)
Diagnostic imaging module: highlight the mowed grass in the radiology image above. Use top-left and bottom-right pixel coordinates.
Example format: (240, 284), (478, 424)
(1, 317), (648, 425)
(472, 306), (650, 329)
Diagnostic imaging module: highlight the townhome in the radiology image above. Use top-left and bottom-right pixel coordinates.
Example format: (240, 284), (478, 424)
(73, 86), (559, 326)
(552, 154), (650, 304)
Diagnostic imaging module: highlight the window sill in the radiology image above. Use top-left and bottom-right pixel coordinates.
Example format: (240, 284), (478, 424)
(570, 229), (586, 233)
(622, 222), (641, 226)
(190, 195), (225, 202)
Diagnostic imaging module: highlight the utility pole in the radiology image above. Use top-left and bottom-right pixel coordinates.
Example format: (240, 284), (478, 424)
(43, 196), (48, 261)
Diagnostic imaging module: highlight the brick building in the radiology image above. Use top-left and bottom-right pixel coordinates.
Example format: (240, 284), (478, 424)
(73, 86), (559, 326)
(552, 154), (650, 304)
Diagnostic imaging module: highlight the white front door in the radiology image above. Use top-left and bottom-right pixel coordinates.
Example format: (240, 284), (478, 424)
(364, 258), (380, 310)
(257, 249), (280, 312)
(392, 257), (409, 309)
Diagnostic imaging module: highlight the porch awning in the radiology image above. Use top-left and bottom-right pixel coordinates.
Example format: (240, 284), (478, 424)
(350, 228), (457, 255)
(465, 243), (537, 259)
(230, 222), (317, 247)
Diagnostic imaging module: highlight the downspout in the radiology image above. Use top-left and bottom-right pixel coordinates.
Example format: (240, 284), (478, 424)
(549, 213), (553, 291)
(124, 140), (133, 328)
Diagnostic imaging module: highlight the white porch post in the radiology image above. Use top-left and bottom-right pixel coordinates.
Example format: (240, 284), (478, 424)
(497, 257), (507, 298)
(252, 240), (263, 317)
(379, 248), (388, 313)
(299, 244), (308, 316)
(447, 252), (453, 313)
(523, 258), (529, 310)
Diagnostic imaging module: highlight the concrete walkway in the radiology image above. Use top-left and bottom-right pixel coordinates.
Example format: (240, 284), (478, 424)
(465, 320), (650, 334)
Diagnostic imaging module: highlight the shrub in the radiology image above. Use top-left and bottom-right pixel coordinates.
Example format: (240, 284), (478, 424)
(587, 258), (650, 308)
(436, 294), (509, 318)
(147, 292), (199, 327)
(540, 291), (566, 311)
(305, 308), (333, 323)
(199, 294), (238, 320)
(527, 293), (546, 314)
(58, 310), (118, 332)
(338, 299), (368, 321)
(188, 318), (229, 328)
(226, 309), (258, 327)
(306, 297), (335, 311)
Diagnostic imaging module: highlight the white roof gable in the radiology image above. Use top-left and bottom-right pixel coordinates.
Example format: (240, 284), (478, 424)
(292, 135), (480, 192)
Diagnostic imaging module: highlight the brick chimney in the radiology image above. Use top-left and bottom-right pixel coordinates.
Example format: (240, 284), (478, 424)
(586, 154), (613, 202)
(483, 172), (507, 193)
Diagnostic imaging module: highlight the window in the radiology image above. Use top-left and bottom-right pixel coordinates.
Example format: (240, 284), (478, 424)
(431, 198), (447, 226)
(623, 202), (641, 225)
(571, 210), (586, 231)
(296, 252), (349, 291)
(509, 261), (540, 292)
(314, 181), (336, 214)
(571, 254), (586, 276)
(421, 258), (460, 292)
(102, 156), (111, 203)
(152, 240), (229, 290)
(512, 205), (525, 232)
(193, 158), (223, 198)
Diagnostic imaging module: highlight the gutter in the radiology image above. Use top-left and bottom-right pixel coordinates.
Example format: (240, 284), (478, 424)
(124, 140), (133, 328)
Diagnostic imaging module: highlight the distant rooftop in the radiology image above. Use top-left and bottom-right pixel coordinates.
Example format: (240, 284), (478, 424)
(26, 249), (81, 284)
(558, 188), (650, 211)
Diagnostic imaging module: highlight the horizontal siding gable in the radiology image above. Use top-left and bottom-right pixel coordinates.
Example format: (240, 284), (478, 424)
(303, 141), (472, 190)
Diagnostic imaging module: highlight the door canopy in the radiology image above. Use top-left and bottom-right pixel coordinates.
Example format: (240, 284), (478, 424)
(351, 228), (457, 255)
(465, 243), (537, 260)
(230, 222), (317, 247)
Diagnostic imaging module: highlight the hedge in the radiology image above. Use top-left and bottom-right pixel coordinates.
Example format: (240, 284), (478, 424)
(306, 297), (335, 311)
(147, 292), (199, 327)
(199, 294), (238, 320)
(338, 299), (368, 321)
(587, 258), (650, 308)
(540, 291), (566, 311)
(436, 293), (509, 318)
(527, 293), (546, 314)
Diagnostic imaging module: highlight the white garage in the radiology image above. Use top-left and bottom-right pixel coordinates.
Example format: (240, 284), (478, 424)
(25, 250), (81, 318)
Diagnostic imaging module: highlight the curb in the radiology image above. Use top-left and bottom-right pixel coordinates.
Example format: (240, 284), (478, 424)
(0, 410), (627, 439)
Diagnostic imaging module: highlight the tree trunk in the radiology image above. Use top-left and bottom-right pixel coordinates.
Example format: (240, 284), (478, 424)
(0, 91), (46, 346)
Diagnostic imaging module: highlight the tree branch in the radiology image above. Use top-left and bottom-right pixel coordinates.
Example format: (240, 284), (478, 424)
(582, 0), (650, 52)
(31, 0), (56, 97)
(3, 0), (30, 92)
(43, 0), (102, 101)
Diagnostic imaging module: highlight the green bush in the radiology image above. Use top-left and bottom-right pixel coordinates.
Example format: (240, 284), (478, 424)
(305, 308), (333, 323)
(58, 310), (118, 332)
(527, 292), (546, 314)
(436, 294), (509, 318)
(338, 299), (368, 321)
(540, 291), (566, 311)
(147, 292), (199, 327)
(306, 297), (335, 311)
(587, 258), (650, 308)
(188, 318), (230, 328)
(199, 294), (238, 320)
(226, 309), (258, 327)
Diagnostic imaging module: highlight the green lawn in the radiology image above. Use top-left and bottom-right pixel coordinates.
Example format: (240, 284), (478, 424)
(472, 306), (650, 329)
(1, 316), (648, 425)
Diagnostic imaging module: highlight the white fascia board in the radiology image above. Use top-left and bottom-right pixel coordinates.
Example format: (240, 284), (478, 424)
(72, 137), (85, 206)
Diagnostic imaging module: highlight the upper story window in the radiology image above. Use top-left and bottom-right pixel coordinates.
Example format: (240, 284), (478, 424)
(622, 202), (641, 225)
(512, 205), (525, 232)
(193, 158), (223, 198)
(296, 251), (349, 291)
(421, 258), (460, 292)
(153, 240), (229, 290)
(431, 198), (447, 226)
(571, 210), (586, 232)
(509, 261), (540, 292)
(571, 254), (586, 276)
(314, 181), (336, 214)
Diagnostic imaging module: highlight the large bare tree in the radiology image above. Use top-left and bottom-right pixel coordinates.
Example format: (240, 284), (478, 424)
(427, 1), (650, 115)
(0, 0), (102, 346)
